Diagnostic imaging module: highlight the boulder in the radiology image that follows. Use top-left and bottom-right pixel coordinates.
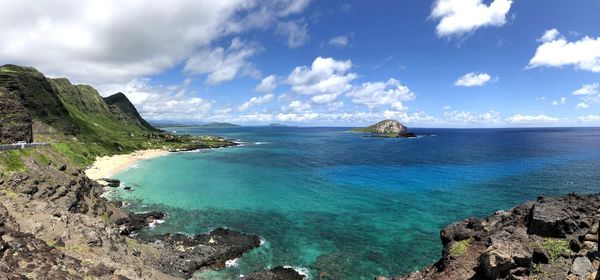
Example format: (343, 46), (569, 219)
(571, 257), (593, 279)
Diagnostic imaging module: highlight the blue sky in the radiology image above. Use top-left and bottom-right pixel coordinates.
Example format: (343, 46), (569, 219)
(1, 0), (599, 127)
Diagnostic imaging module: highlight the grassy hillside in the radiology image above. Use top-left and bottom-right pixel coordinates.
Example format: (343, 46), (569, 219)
(0, 65), (234, 172)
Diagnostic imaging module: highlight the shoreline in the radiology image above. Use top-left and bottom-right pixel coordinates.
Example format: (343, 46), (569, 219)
(85, 149), (170, 180)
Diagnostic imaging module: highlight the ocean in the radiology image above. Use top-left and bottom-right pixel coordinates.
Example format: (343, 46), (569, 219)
(110, 127), (600, 279)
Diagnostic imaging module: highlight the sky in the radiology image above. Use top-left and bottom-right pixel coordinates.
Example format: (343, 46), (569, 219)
(1, 0), (600, 127)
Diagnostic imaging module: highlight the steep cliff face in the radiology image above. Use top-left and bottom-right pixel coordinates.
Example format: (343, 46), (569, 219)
(0, 87), (32, 144)
(49, 78), (112, 116)
(103, 92), (156, 131)
(0, 65), (77, 135)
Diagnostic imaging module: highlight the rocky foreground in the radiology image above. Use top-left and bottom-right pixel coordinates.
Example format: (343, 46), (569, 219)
(0, 150), (304, 279)
(383, 193), (600, 280)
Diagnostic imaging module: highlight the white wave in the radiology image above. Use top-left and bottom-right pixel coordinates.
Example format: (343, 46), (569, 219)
(259, 238), (267, 246)
(148, 219), (165, 229)
(254, 142), (269, 145)
(283, 266), (310, 279)
(225, 258), (239, 268)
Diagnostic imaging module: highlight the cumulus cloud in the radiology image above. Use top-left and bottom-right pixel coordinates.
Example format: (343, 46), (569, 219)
(455, 72), (492, 87)
(287, 100), (312, 113)
(328, 35), (349, 47)
(238, 93), (275, 111)
(287, 57), (357, 101)
(573, 83), (599, 95)
(276, 20), (309, 48)
(430, 0), (513, 37)
(0, 0), (310, 85)
(528, 29), (600, 72)
(347, 79), (415, 111)
(539, 28), (560, 43)
(443, 110), (502, 124)
(98, 78), (214, 120)
(572, 83), (600, 108)
(506, 114), (560, 124)
(576, 115), (600, 123)
(184, 38), (262, 84)
(576, 103), (590, 109)
(255, 75), (278, 93)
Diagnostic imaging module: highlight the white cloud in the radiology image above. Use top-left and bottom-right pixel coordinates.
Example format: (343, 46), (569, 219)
(443, 110), (502, 124)
(552, 97), (566, 106)
(540, 28), (560, 43)
(443, 106), (451, 110)
(328, 35), (349, 47)
(572, 83), (600, 108)
(287, 57), (357, 101)
(98, 78), (214, 120)
(276, 20), (309, 48)
(430, 0), (513, 37)
(255, 75), (278, 93)
(455, 72), (491, 87)
(275, 113), (319, 122)
(573, 83), (599, 95)
(576, 103), (590, 109)
(576, 115), (600, 123)
(506, 114), (560, 124)
(184, 38), (261, 84)
(287, 100), (312, 113)
(347, 79), (415, 110)
(528, 30), (600, 72)
(0, 0), (311, 85)
(238, 93), (275, 111)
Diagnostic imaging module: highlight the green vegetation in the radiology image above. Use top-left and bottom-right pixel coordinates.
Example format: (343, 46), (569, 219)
(540, 238), (569, 260)
(0, 150), (26, 172)
(530, 237), (570, 262)
(449, 238), (472, 257)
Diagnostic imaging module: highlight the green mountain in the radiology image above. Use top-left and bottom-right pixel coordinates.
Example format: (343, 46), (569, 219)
(103, 92), (156, 131)
(0, 65), (77, 135)
(0, 64), (236, 167)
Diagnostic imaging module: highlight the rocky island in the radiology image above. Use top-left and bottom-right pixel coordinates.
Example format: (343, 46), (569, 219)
(352, 119), (416, 138)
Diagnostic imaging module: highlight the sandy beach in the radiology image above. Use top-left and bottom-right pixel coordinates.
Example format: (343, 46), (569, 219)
(85, 149), (170, 180)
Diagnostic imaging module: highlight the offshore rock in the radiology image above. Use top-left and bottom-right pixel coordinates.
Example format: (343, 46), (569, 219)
(140, 228), (262, 279)
(245, 266), (306, 280)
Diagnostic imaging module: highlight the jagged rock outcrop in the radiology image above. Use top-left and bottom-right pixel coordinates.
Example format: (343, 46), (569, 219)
(139, 228), (262, 278)
(0, 87), (32, 144)
(0, 64), (77, 135)
(393, 193), (600, 280)
(104, 92), (156, 131)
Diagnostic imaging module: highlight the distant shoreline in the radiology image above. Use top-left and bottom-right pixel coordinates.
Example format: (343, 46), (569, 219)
(85, 149), (170, 180)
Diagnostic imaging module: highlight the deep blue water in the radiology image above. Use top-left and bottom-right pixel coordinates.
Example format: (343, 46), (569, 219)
(110, 127), (600, 279)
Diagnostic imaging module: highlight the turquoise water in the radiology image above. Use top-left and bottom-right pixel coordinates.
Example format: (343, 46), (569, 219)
(111, 127), (600, 279)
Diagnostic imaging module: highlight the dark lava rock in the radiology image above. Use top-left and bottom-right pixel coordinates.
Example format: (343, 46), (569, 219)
(120, 211), (165, 235)
(528, 193), (600, 237)
(395, 193), (600, 280)
(141, 228), (261, 279)
(531, 248), (549, 264)
(245, 266), (305, 280)
(58, 164), (67, 171)
(102, 178), (121, 188)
